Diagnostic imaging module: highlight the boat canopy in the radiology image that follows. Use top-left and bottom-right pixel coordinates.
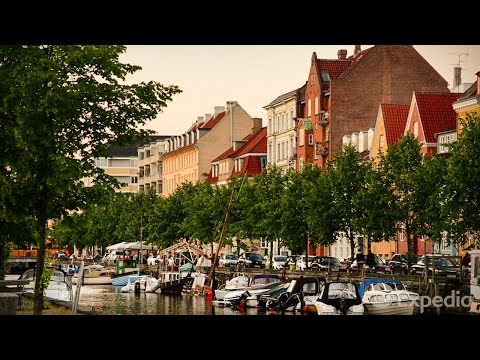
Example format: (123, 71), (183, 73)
(358, 278), (402, 298)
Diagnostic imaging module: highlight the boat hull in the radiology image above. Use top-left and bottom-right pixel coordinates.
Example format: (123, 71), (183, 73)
(364, 301), (414, 315)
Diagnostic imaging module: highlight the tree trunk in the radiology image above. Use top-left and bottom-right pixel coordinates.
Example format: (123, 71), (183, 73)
(33, 216), (47, 315)
(269, 241), (273, 269)
(349, 233), (356, 262)
(0, 239), (7, 281)
(406, 223), (414, 271)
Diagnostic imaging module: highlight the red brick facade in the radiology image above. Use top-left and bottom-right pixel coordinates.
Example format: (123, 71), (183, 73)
(300, 46), (450, 167)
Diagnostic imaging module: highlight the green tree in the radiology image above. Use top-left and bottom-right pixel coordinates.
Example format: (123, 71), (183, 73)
(442, 112), (480, 247)
(380, 133), (428, 267)
(309, 145), (370, 260)
(280, 165), (321, 258)
(237, 167), (286, 261)
(0, 45), (181, 314)
(352, 162), (398, 249)
(147, 182), (196, 249)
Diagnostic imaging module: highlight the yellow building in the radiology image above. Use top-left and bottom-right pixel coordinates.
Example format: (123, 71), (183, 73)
(369, 104), (410, 162)
(453, 71), (480, 134)
(162, 101), (256, 196)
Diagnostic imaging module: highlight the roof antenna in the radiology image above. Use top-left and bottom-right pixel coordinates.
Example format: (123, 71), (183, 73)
(448, 50), (469, 92)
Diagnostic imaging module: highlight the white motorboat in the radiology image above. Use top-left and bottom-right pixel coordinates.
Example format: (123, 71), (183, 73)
(72, 264), (115, 285)
(120, 274), (160, 293)
(314, 281), (364, 315)
(358, 278), (418, 315)
(20, 268), (73, 302)
(214, 275), (250, 301)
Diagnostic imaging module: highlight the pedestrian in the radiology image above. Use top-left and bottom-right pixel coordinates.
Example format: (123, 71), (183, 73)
(365, 250), (376, 273)
(462, 251), (471, 276)
(356, 249), (365, 276)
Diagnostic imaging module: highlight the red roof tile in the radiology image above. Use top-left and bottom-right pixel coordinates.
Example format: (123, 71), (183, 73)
(201, 111), (226, 129)
(235, 127), (267, 157)
(231, 156), (263, 178)
(211, 132), (257, 162)
(317, 59), (353, 90)
(381, 104), (410, 145)
(415, 93), (462, 142)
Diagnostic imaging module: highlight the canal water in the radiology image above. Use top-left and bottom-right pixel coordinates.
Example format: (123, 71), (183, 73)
(75, 285), (274, 315)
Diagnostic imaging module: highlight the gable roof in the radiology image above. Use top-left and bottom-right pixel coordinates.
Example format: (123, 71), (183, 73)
(235, 127), (267, 157)
(381, 104), (410, 145)
(211, 131), (256, 162)
(200, 111), (226, 129)
(415, 92), (462, 142)
(264, 88), (299, 108)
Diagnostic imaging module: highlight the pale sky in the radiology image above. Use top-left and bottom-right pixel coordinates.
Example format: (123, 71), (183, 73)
(120, 45), (480, 136)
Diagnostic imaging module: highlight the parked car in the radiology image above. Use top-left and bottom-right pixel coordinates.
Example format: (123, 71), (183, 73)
(296, 255), (316, 271)
(310, 256), (341, 272)
(350, 256), (391, 274)
(219, 253), (238, 268)
(388, 253), (420, 274)
(410, 256), (461, 277)
(238, 252), (265, 268)
(266, 255), (288, 270)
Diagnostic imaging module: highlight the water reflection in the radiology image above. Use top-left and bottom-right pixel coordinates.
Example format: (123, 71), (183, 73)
(76, 285), (271, 315)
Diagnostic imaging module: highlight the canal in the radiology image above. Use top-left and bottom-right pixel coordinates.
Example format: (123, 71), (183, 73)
(75, 285), (274, 315)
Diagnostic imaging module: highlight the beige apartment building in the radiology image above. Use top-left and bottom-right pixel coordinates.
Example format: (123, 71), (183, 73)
(264, 87), (302, 173)
(137, 136), (171, 194)
(162, 101), (255, 196)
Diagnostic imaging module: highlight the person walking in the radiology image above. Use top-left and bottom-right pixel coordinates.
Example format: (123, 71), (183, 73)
(365, 250), (376, 273)
(356, 249), (365, 277)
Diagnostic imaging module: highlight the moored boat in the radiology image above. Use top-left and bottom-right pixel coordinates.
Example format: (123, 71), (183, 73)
(358, 278), (418, 315)
(314, 281), (364, 315)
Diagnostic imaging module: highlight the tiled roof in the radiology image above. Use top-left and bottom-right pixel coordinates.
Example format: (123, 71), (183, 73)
(457, 80), (478, 101)
(231, 156), (262, 178)
(381, 104), (410, 145)
(317, 59), (353, 80)
(415, 92), (462, 142)
(211, 132), (256, 162)
(235, 127), (267, 157)
(201, 111), (226, 129)
(265, 88), (299, 108)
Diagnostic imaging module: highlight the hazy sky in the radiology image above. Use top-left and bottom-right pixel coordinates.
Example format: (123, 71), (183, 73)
(120, 45), (480, 136)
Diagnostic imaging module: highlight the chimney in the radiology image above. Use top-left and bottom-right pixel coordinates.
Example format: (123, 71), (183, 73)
(226, 101), (238, 109)
(204, 113), (212, 122)
(453, 67), (462, 90)
(251, 117), (262, 134)
(337, 49), (347, 60)
(476, 71), (480, 95)
(354, 45), (361, 55)
(214, 106), (225, 116)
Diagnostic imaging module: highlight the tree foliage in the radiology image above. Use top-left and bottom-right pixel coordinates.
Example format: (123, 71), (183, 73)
(0, 45), (181, 313)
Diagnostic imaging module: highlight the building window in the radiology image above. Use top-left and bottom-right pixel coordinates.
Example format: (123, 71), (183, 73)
(260, 238), (268, 249)
(379, 134), (385, 149)
(308, 134), (314, 145)
(268, 117), (272, 134)
(260, 156), (267, 170)
(268, 143), (272, 163)
(413, 121), (418, 138)
(290, 110), (294, 128)
(307, 99), (312, 117)
(314, 95), (319, 115)
(130, 176), (138, 184)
